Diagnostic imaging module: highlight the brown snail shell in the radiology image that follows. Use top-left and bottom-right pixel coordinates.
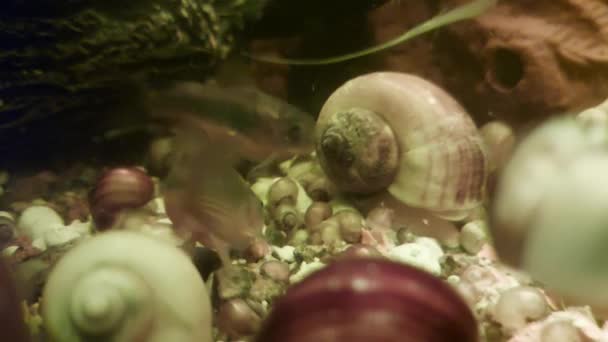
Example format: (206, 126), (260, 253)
(315, 72), (488, 218)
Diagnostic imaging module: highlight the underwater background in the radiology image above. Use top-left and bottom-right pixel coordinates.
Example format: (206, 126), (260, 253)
(3, 0), (608, 341)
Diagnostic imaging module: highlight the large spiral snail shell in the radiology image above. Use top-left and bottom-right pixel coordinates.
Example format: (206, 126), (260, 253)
(42, 231), (212, 342)
(315, 72), (488, 217)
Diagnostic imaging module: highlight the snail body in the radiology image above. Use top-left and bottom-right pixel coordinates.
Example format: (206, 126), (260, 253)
(42, 231), (212, 342)
(315, 72), (488, 219)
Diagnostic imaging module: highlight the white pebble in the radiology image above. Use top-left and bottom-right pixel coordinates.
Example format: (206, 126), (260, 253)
(388, 242), (443, 276)
(413, 237), (444, 259)
(272, 245), (296, 263)
(460, 220), (488, 254)
(31, 238), (47, 251)
(2, 245), (19, 256)
(492, 286), (549, 333)
(44, 227), (81, 248)
(66, 220), (91, 235)
(17, 206), (64, 241)
(447, 275), (460, 285)
(290, 260), (326, 283)
(153, 197), (166, 215)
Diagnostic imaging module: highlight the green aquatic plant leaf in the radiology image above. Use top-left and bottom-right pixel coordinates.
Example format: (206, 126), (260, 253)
(244, 0), (497, 65)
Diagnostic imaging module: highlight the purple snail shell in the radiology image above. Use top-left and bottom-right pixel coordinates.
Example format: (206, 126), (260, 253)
(255, 258), (478, 342)
(89, 167), (154, 230)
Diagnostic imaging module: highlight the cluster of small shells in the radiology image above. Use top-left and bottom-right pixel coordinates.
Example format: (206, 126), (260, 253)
(5, 72), (608, 342)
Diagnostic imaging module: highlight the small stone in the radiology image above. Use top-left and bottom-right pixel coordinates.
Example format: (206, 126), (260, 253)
(261, 260), (290, 283)
(216, 298), (261, 338)
(460, 220), (488, 254)
(446, 275), (460, 285)
(17, 206), (64, 241)
(271, 245), (296, 263)
(388, 242), (443, 276)
(2, 245), (19, 257)
(246, 238), (271, 262)
(43, 227), (81, 248)
(492, 286), (549, 333)
(540, 320), (584, 342)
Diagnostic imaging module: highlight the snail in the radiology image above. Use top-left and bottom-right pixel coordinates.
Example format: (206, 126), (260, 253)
(315, 72), (488, 222)
(490, 106), (608, 315)
(42, 231), (213, 342)
(255, 258), (478, 342)
(88, 167), (155, 230)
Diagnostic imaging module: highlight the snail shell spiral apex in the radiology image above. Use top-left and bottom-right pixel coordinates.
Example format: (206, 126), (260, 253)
(42, 231), (213, 342)
(316, 72), (488, 216)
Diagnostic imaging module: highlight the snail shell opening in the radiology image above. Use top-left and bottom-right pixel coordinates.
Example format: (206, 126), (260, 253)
(316, 107), (399, 194)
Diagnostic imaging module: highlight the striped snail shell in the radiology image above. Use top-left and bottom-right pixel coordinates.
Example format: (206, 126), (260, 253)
(42, 231), (213, 342)
(315, 72), (488, 219)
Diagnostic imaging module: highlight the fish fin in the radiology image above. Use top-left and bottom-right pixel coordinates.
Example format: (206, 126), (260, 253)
(242, 0), (497, 65)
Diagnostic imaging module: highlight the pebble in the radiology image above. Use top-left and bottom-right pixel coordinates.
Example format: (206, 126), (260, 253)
(388, 238), (444, 276)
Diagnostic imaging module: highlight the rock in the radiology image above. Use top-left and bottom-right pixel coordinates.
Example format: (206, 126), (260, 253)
(0, 0), (268, 166)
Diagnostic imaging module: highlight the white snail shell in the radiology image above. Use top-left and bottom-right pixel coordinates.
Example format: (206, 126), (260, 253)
(315, 72), (488, 218)
(42, 231), (213, 342)
(491, 110), (608, 313)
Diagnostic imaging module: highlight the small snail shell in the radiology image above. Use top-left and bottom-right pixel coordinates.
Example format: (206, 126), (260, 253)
(315, 72), (488, 218)
(89, 167), (155, 230)
(42, 231), (212, 342)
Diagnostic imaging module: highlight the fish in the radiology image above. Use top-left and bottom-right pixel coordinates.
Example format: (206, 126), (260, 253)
(242, 0), (498, 65)
(146, 78), (316, 265)
(148, 81), (315, 162)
